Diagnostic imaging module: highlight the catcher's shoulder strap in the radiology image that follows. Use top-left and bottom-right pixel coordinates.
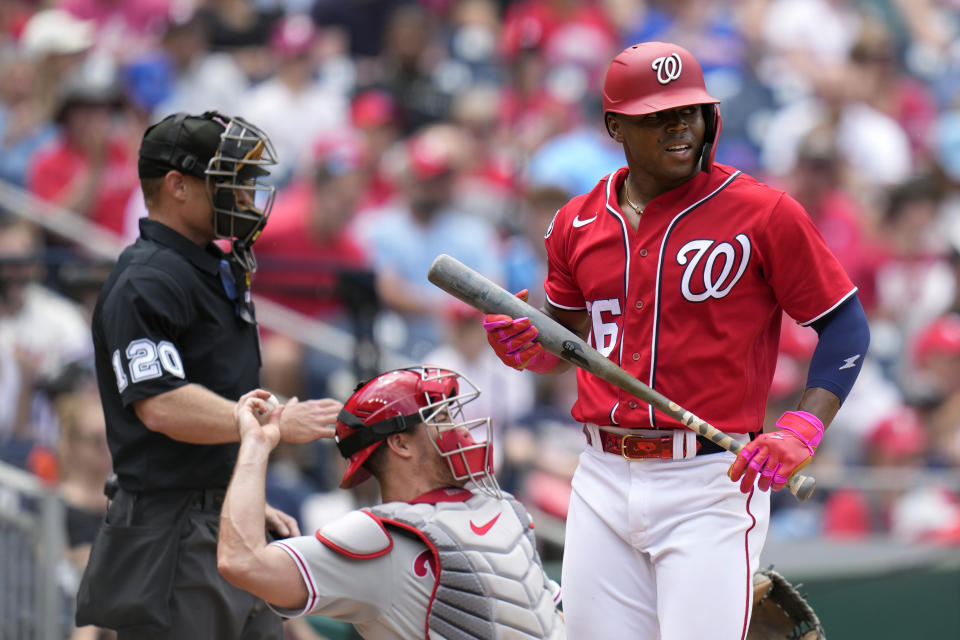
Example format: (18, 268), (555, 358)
(748, 567), (826, 640)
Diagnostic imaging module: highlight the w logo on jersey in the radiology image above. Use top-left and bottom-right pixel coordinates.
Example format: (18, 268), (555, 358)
(677, 234), (751, 302)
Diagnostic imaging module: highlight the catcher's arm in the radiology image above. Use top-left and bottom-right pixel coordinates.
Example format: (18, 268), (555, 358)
(218, 392), (307, 609)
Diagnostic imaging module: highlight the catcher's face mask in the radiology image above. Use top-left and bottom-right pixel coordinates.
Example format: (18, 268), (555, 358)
(205, 115), (278, 272)
(335, 367), (500, 498)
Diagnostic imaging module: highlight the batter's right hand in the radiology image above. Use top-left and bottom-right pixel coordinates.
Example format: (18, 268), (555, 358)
(482, 289), (562, 373)
(483, 313), (545, 370)
(278, 397), (342, 443)
(482, 289), (541, 369)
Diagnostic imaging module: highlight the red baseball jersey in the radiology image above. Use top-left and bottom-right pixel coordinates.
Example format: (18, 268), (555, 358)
(544, 164), (856, 434)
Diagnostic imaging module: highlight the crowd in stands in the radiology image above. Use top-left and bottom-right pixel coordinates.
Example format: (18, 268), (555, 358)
(1, 6), (959, 625)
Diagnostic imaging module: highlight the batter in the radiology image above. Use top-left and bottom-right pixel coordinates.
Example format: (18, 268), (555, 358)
(482, 41), (870, 639)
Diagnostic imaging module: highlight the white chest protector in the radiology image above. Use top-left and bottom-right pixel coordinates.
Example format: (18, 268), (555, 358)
(317, 490), (564, 640)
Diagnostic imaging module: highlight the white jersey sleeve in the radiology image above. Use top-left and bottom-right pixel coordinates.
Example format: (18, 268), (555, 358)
(268, 532), (435, 640)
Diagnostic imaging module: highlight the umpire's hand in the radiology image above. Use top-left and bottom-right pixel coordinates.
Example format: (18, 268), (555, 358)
(277, 397), (341, 443)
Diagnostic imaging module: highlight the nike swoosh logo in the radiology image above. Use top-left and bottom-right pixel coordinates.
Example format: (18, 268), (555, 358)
(572, 215), (597, 228)
(469, 512), (501, 535)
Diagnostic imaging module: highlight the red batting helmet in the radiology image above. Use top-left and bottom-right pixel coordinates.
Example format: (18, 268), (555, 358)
(602, 42), (722, 170)
(335, 367), (499, 497)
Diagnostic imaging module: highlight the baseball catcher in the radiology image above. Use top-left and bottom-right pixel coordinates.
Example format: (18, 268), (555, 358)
(217, 366), (565, 639)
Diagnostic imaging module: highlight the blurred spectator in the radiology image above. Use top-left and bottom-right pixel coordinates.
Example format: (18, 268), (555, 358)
(444, 0), (503, 88)
(449, 84), (517, 225)
(311, 0), (406, 62)
(821, 406), (927, 539)
(61, 0), (171, 62)
(196, 0), (283, 82)
(356, 123), (503, 360)
(26, 72), (137, 237)
(910, 314), (960, 468)
(846, 16), (940, 166)
(147, 13), (251, 119)
(524, 98), (623, 197)
(504, 371), (580, 529)
(760, 49), (913, 189)
(936, 109), (960, 239)
(349, 89), (403, 208)
(757, 0), (862, 101)
(255, 131), (373, 400)
(891, 0), (960, 108)
(371, 3), (454, 133)
(0, 217), (91, 459)
(824, 403), (960, 544)
(870, 176), (953, 377)
(0, 1), (34, 43)
(502, 183), (570, 310)
(496, 44), (575, 158)
(17, 8), (96, 122)
(777, 126), (882, 311)
(500, 0), (617, 75)
(0, 53), (57, 187)
(499, 7), (620, 193)
(241, 14), (349, 187)
(54, 382), (111, 611)
(50, 367), (116, 640)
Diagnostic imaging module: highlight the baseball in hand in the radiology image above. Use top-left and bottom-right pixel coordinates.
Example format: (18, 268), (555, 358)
(256, 394), (281, 424)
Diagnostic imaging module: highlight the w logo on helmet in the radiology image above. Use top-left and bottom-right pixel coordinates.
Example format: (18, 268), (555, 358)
(651, 53), (683, 85)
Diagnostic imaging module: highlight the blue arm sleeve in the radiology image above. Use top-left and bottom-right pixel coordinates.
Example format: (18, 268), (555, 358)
(805, 294), (870, 403)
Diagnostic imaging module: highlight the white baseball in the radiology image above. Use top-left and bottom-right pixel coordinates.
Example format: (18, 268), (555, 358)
(256, 393), (281, 424)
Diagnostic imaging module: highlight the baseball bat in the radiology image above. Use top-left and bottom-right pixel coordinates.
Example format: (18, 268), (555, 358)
(427, 253), (816, 501)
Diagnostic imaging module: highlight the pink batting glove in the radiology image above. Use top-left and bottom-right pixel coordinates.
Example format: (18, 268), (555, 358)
(481, 290), (560, 373)
(728, 410), (824, 493)
(482, 314), (561, 372)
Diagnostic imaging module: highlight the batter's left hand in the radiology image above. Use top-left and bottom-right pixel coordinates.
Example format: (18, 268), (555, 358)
(728, 411), (824, 493)
(265, 503), (300, 538)
(278, 397), (342, 443)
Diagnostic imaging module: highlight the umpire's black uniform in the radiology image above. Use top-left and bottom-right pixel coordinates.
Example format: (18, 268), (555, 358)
(76, 216), (280, 639)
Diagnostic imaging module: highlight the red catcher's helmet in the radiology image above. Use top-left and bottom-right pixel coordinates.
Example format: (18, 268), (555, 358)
(602, 42), (723, 170)
(335, 367), (499, 497)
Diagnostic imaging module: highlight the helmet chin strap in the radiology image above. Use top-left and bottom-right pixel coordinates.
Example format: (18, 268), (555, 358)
(699, 140), (713, 172)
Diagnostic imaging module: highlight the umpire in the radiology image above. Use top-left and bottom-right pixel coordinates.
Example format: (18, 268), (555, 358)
(75, 111), (342, 639)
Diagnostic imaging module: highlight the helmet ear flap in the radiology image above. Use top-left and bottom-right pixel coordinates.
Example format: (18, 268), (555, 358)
(699, 104), (722, 172)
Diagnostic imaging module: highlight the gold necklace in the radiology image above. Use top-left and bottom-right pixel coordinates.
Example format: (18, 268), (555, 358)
(623, 181), (643, 214)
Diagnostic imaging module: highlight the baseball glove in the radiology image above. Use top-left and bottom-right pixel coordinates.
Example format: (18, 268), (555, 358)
(747, 567), (826, 640)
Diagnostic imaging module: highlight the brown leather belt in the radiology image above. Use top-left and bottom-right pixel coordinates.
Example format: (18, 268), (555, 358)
(583, 425), (726, 459)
